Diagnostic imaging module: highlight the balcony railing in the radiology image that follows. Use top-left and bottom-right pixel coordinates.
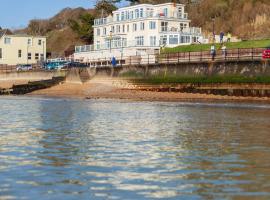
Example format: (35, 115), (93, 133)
(94, 12), (189, 26)
(160, 27), (202, 35)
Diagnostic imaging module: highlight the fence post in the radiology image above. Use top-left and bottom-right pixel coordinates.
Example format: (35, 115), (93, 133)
(148, 54), (150, 65)
(251, 48), (254, 61)
(167, 53), (169, 64)
(200, 50), (202, 61)
(178, 52), (180, 64)
(130, 56), (131, 66)
(238, 48), (240, 60)
(189, 51), (191, 62)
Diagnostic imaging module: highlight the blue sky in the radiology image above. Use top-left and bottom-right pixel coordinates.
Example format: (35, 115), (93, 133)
(0, 0), (128, 29)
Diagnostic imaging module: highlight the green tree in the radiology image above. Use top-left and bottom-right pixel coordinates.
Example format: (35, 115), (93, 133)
(68, 13), (95, 43)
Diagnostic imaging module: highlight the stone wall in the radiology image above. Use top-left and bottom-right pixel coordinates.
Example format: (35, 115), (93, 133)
(94, 60), (270, 78)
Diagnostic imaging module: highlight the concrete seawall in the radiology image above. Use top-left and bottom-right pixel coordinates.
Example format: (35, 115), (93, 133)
(0, 71), (67, 81)
(89, 60), (270, 77)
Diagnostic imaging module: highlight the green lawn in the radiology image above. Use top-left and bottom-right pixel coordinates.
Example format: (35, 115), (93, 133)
(134, 75), (270, 85)
(163, 39), (270, 53)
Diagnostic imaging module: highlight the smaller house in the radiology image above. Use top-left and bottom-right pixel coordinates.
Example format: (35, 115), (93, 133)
(0, 29), (46, 66)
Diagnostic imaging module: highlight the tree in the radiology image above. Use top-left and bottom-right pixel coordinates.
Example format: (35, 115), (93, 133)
(95, 0), (118, 16)
(68, 13), (95, 43)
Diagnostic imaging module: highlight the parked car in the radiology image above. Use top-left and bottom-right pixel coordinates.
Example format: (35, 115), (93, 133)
(16, 64), (33, 71)
(262, 48), (270, 59)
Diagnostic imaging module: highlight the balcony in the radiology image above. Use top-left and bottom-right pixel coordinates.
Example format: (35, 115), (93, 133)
(160, 27), (202, 35)
(94, 12), (189, 26)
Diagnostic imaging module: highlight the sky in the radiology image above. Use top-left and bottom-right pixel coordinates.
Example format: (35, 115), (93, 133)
(0, 0), (128, 29)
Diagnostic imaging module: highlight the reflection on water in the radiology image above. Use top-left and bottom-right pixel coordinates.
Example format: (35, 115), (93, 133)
(0, 97), (270, 200)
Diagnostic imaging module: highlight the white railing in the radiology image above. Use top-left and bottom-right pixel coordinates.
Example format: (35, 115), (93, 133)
(94, 12), (189, 26)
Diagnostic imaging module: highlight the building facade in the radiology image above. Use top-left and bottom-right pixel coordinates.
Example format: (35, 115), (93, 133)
(0, 30), (46, 66)
(74, 3), (203, 63)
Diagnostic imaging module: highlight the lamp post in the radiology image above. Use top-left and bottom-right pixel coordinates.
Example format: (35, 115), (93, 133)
(42, 41), (45, 62)
(109, 30), (112, 53)
(212, 17), (215, 43)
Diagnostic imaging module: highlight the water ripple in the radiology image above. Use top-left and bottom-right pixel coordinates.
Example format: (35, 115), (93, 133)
(0, 97), (270, 199)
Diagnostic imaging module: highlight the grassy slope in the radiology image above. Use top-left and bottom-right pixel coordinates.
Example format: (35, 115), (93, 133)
(164, 39), (270, 53)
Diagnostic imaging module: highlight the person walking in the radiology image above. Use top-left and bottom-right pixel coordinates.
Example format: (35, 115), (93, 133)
(227, 32), (232, 42)
(210, 45), (216, 61)
(112, 56), (117, 67)
(221, 44), (227, 59)
(220, 32), (224, 43)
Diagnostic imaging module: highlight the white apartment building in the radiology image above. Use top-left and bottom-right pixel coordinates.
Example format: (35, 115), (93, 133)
(74, 3), (203, 63)
(0, 30), (46, 66)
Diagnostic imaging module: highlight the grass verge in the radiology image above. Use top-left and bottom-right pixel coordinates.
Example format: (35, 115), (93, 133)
(163, 39), (270, 53)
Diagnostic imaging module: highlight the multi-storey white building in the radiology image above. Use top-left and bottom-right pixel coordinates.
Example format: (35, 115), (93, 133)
(74, 3), (203, 63)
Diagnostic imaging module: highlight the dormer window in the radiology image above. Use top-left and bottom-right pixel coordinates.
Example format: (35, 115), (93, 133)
(116, 14), (120, 22)
(121, 12), (125, 21)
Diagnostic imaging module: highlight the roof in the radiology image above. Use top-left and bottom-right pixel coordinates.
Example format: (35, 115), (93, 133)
(0, 29), (13, 38)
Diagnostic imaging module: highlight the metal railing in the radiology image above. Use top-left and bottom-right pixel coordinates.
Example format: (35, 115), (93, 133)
(0, 64), (42, 73)
(80, 48), (265, 68)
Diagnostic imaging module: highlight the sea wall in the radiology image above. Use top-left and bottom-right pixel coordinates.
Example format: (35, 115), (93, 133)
(0, 70), (67, 81)
(93, 60), (270, 77)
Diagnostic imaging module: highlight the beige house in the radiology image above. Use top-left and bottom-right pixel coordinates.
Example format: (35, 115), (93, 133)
(0, 29), (46, 66)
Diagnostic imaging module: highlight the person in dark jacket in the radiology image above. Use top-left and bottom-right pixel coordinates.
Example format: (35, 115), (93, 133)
(112, 56), (117, 67)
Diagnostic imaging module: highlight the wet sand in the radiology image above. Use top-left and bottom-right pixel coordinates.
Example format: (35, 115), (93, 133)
(28, 78), (270, 103)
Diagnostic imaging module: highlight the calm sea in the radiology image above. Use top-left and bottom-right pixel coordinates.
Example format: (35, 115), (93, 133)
(0, 97), (270, 200)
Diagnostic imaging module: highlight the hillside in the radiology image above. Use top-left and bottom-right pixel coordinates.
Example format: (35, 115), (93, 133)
(16, 7), (94, 57)
(17, 0), (270, 57)
(138, 0), (270, 39)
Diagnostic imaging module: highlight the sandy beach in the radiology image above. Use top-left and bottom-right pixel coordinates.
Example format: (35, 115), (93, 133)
(26, 77), (270, 103)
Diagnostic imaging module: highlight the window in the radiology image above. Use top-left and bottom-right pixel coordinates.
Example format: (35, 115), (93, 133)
(135, 9), (139, 18)
(116, 14), (120, 21)
(180, 23), (184, 31)
(122, 25), (125, 33)
(97, 41), (100, 50)
(127, 24), (130, 32)
(149, 21), (156, 30)
(38, 39), (42, 45)
(140, 8), (143, 18)
(27, 39), (32, 45)
(116, 25), (120, 33)
(126, 11), (129, 20)
(0, 48), (2, 59)
(28, 53), (31, 60)
(178, 7), (183, 18)
(169, 35), (179, 44)
(164, 8), (168, 17)
(4, 37), (11, 44)
(18, 50), (22, 58)
(122, 38), (127, 47)
(160, 35), (167, 45)
(103, 28), (107, 35)
(121, 12), (125, 21)
(97, 29), (100, 36)
(140, 22), (144, 30)
(150, 36), (156, 46)
(133, 23), (137, 32)
(111, 26), (115, 33)
(40, 54), (44, 61)
(161, 21), (168, 32)
(180, 36), (191, 43)
(35, 53), (39, 60)
(135, 36), (144, 46)
(130, 11), (134, 19)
